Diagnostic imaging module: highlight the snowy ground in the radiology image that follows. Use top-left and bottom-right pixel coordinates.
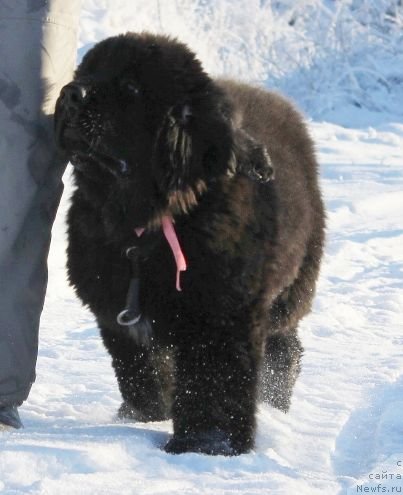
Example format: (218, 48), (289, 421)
(1, 2), (403, 494)
(1, 115), (402, 495)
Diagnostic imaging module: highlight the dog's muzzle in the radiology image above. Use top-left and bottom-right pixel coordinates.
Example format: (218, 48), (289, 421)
(58, 82), (88, 118)
(55, 81), (130, 178)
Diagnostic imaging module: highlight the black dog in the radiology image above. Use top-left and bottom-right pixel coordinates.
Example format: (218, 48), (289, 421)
(54, 32), (325, 456)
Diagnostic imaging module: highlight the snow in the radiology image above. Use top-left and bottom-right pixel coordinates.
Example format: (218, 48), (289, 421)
(1, 2), (403, 494)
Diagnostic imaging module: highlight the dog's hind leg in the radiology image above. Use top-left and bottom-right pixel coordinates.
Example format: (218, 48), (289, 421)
(100, 326), (174, 421)
(259, 331), (303, 412)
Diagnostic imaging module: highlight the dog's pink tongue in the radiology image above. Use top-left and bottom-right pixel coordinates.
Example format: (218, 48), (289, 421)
(134, 216), (187, 291)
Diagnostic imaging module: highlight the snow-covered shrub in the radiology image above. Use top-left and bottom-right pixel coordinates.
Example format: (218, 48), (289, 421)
(267, 0), (403, 119)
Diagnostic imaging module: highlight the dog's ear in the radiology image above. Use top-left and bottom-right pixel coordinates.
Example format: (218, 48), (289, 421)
(152, 90), (236, 194)
(152, 103), (195, 192)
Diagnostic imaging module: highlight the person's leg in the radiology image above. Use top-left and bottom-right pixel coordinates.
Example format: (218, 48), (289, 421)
(0, 0), (81, 414)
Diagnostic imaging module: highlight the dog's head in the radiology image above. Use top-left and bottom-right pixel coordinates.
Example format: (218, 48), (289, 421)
(55, 32), (235, 229)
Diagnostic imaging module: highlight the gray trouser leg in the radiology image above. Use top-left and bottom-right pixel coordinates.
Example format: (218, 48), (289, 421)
(0, 0), (81, 407)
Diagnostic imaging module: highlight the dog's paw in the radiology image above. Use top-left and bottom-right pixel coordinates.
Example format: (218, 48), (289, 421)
(117, 401), (169, 422)
(249, 145), (274, 183)
(117, 402), (148, 422)
(164, 429), (242, 456)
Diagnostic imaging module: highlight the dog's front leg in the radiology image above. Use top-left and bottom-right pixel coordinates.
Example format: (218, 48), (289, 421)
(164, 322), (262, 456)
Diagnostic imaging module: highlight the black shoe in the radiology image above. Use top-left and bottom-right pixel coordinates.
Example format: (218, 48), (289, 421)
(0, 405), (23, 430)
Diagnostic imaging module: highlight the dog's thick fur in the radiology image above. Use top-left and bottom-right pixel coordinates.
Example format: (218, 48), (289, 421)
(55, 32), (325, 456)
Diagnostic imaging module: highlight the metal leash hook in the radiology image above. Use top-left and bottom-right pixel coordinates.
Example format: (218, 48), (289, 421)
(117, 277), (142, 326)
(116, 246), (153, 346)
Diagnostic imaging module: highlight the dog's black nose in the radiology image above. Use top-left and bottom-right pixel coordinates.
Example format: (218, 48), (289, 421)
(59, 83), (87, 113)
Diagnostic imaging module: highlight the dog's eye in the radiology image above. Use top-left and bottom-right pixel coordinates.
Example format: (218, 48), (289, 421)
(120, 80), (140, 96)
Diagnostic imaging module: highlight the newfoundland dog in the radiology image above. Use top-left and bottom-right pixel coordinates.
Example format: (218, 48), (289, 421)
(54, 32), (325, 456)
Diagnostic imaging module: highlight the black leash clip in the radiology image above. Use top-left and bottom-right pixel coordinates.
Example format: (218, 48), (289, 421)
(116, 246), (153, 346)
